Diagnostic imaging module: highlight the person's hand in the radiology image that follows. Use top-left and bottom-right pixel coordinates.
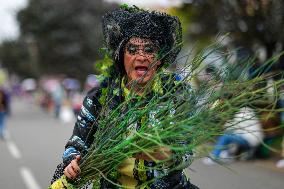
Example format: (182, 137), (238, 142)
(64, 155), (81, 180)
(134, 147), (172, 161)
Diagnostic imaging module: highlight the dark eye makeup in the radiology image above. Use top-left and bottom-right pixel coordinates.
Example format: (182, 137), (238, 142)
(126, 43), (158, 55)
(126, 44), (139, 54)
(144, 45), (156, 53)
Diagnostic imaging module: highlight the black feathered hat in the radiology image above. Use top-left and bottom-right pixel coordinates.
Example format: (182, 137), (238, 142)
(102, 6), (182, 66)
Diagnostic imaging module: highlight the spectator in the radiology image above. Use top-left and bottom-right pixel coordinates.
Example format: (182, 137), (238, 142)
(52, 82), (65, 118)
(0, 89), (8, 139)
(203, 107), (264, 165)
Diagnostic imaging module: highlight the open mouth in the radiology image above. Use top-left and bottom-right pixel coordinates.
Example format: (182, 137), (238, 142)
(135, 65), (149, 76)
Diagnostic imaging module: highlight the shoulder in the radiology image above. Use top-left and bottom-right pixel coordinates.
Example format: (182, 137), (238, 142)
(86, 77), (111, 98)
(85, 77), (120, 106)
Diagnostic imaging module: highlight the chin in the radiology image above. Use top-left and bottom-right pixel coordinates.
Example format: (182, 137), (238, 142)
(129, 72), (153, 85)
(135, 78), (147, 84)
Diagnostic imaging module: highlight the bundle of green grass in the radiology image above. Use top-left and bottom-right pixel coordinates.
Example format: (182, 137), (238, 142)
(49, 45), (284, 189)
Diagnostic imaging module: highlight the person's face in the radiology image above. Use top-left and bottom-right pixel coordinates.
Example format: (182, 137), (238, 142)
(123, 37), (161, 85)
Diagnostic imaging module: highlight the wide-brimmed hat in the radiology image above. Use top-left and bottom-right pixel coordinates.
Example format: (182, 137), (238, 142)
(102, 6), (182, 66)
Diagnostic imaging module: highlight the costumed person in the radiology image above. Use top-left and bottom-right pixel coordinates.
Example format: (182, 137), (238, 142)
(0, 89), (8, 139)
(203, 107), (264, 165)
(51, 6), (199, 189)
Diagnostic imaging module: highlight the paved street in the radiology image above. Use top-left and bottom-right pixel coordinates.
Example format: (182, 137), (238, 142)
(0, 99), (283, 189)
(0, 98), (73, 189)
(189, 159), (284, 189)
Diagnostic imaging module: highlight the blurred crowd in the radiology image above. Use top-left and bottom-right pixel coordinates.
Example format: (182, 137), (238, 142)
(0, 71), (101, 124)
(35, 74), (100, 122)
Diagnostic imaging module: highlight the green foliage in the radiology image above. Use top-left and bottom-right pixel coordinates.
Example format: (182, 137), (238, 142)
(119, 3), (129, 9)
(94, 49), (113, 77)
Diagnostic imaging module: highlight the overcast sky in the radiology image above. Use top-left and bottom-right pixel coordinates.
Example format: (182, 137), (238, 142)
(0, 0), (28, 42)
(0, 0), (181, 43)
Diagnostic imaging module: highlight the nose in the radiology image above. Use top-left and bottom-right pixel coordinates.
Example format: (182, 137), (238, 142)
(135, 51), (147, 62)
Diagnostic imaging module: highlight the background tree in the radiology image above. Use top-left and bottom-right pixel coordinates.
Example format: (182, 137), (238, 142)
(173, 0), (284, 70)
(0, 39), (33, 78)
(1, 0), (117, 81)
